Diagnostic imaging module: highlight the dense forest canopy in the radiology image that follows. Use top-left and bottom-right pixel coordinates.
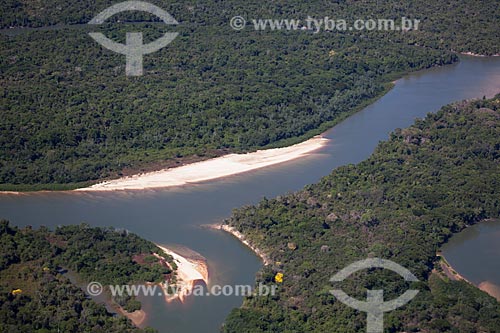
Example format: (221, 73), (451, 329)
(0, 221), (172, 332)
(2, 0), (499, 56)
(1, 1), (498, 189)
(223, 96), (500, 332)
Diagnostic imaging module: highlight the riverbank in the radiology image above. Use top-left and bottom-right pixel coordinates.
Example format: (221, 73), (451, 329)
(61, 266), (148, 328)
(155, 245), (209, 303)
(207, 224), (271, 266)
(74, 135), (328, 192)
(0, 75), (397, 194)
(0, 70), (417, 194)
(436, 253), (473, 284)
(112, 245), (209, 326)
(437, 253), (500, 301)
(477, 282), (500, 301)
(116, 307), (146, 327)
(460, 51), (500, 57)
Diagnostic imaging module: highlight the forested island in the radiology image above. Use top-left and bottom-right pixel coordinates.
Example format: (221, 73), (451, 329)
(1, 1), (499, 190)
(222, 96), (500, 332)
(0, 222), (175, 332)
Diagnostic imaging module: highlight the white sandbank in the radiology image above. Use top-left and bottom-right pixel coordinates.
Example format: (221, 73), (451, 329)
(208, 224), (271, 266)
(155, 245), (208, 303)
(76, 136), (329, 191)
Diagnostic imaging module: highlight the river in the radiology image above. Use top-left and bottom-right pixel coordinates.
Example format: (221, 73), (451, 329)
(0, 56), (499, 332)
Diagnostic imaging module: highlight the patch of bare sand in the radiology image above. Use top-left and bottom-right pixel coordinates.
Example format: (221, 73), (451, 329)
(76, 136), (328, 191)
(156, 245), (208, 303)
(478, 281), (500, 301)
(116, 308), (146, 327)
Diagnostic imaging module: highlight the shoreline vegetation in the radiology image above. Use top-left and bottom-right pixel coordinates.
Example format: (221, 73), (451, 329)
(64, 266), (149, 327)
(0, 80), (398, 194)
(0, 53), (494, 195)
(116, 307), (147, 328)
(0, 54), (494, 194)
(217, 219), (500, 308)
(206, 224), (271, 266)
(0, 80), (397, 194)
(0, 223), (202, 329)
(68, 242), (208, 327)
(436, 253), (474, 284)
(221, 96), (500, 332)
(2, 53), (476, 195)
(74, 136), (329, 192)
(2, 9), (463, 192)
(435, 218), (500, 302)
(2, 1), (499, 193)
(0, 222), (175, 332)
(437, 252), (500, 302)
